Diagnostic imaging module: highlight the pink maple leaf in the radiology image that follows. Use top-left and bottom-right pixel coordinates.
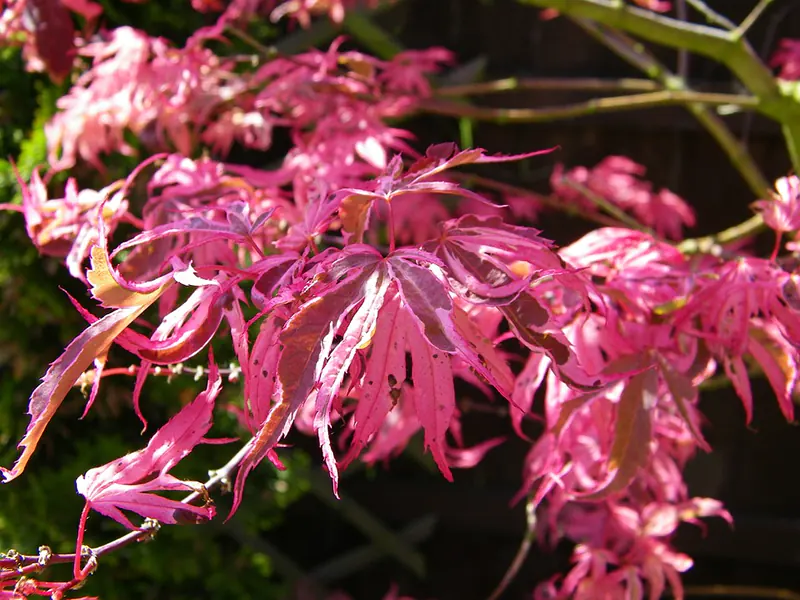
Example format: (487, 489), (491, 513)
(232, 244), (516, 511)
(771, 38), (800, 80)
(75, 357), (221, 535)
(552, 157), (695, 240)
(631, 0), (671, 11)
(752, 175), (800, 258)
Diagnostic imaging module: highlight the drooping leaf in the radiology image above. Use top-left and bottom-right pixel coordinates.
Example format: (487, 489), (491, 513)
(579, 368), (656, 501)
(87, 245), (173, 309)
(388, 252), (455, 352)
(404, 308), (455, 480)
(76, 359), (221, 529)
(342, 293), (408, 468)
(245, 314), (284, 433)
(26, 0), (76, 82)
(133, 291), (227, 365)
(501, 294), (600, 391)
(659, 357), (710, 451)
(748, 326), (798, 421)
(724, 355), (753, 424)
(231, 255), (374, 514)
(452, 306), (515, 400)
(511, 352), (548, 439)
(2, 244), (173, 482)
(313, 267), (391, 493)
(445, 437), (505, 469)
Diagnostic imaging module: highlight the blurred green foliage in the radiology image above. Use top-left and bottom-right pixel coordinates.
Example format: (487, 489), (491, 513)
(0, 13), (311, 600)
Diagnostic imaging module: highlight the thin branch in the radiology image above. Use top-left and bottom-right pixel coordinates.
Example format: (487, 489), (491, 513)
(574, 19), (772, 198)
(225, 26), (279, 60)
(734, 0), (776, 39)
(419, 89), (758, 123)
(1, 440), (255, 577)
(519, 0), (800, 171)
(486, 496), (537, 600)
(676, 0), (690, 78)
(306, 469), (427, 577)
(685, 0), (736, 30)
(449, 172), (625, 228)
(435, 76), (660, 96)
(309, 515), (437, 583)
(559, 177), (658, 236)
(520, 0), (779, 99)
(677, 213), (765, 254)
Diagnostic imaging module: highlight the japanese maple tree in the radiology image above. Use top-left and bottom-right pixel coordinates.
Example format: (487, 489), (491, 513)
(1, 0), (799, 599)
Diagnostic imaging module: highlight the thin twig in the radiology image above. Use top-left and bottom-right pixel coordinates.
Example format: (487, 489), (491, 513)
(520, 0), (800, 170)
(420, 89), (758, 123)
(486, 497), (537, 600)
(225, 26), (279, 60)
(559, 177), (659, 236)
(676, 0), (690, 78)
(309, 515), (438, 583)
(573, 19), (772, 198)
(685, 0), (736, 30)
(677, 213), (764, 254)
(449, 172), (624, 228)
(1, 440), (255, 577)
(306, 470), (427, 577)
(734, 0), (776, 39)
(435, 76), (660, 96)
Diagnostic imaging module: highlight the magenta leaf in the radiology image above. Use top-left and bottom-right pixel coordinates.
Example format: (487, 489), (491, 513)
(231, 251), (376, 513)
(387, 252), (456, 352)
(76, 359), (221, 529)
(26, 0), (76, 82)
(658, 357), (710, 451)
(579, 368), (657, 501)
(748, 326), (797, 421)
(312, 267), (392, 492)
(342, 294), (408, 468)
(245, 314), (285, 432)
(403, 307), (456, 480)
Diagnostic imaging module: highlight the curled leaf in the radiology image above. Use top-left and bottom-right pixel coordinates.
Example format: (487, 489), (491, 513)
(579, 369), (656, 501)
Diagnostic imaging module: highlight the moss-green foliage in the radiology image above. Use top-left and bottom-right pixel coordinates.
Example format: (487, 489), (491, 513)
(0, 13), (311, 599)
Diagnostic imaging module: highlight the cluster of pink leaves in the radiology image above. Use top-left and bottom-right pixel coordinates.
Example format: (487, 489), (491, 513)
(0, 0), (392, 82)
(44, 27), (449, 173)
(771, 38), (800, 81)
(3, 3), (800, 600)
(551, 156), (696, 240)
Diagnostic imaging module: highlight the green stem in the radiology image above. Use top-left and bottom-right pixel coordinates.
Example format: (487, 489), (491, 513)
(733, 0), (775, 39)
(560, 177), (657, 236)
(419, 89), (758, 124)
(307, 470), (426, 577)
(451, 172), (626, 228)
(226, 26), (279, 59)
(435, 76), (660, 96)
(520, 0), (776, 97)
(486, 497), (538, 600)
(686, 0), (736, 30)
(574, 19), (772, 198)
(519, 0), (800, 171)
(677, 213), (765, 254)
